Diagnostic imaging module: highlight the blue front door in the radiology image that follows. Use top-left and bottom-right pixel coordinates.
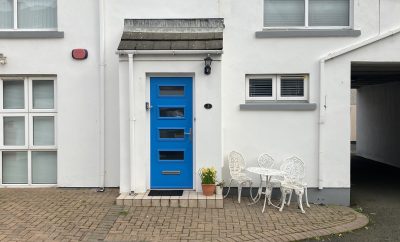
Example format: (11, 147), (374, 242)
(150, 77), (193, 189)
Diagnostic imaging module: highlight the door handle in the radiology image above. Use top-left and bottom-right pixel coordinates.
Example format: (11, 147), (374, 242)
(184, 128), (192, 141)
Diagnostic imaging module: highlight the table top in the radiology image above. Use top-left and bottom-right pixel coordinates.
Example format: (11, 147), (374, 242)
(246, 167), (286, 176)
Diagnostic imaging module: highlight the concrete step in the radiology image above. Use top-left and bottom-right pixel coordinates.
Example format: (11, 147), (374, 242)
(116, 190), (223, 208)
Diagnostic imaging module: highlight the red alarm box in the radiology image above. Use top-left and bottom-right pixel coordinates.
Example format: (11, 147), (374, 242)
(72, 49), (88, 60)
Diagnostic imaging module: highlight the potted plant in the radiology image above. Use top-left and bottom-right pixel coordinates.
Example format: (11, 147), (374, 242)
(199, 167), (217, 196)
(216, 180), (224, 195)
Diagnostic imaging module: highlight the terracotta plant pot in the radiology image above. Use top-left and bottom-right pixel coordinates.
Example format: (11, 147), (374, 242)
(202, 184), (216, 196)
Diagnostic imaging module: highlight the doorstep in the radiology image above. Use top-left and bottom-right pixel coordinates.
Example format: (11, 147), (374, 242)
(116, 190), (223, 208)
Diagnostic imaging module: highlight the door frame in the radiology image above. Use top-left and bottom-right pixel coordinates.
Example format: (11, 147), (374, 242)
(146, 73), (196, 190)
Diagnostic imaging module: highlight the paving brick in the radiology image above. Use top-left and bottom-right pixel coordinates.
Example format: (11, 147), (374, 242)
(0, 188), (368, 242)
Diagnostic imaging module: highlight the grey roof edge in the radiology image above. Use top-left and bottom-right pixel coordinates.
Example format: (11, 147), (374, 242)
(0, 31), (64, 39)
(124, 18), (225, 33)
(240, 103), (317, 111)
(256, 29), (361, 38)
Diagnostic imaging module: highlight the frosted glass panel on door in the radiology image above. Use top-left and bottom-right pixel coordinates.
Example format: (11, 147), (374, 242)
(4, 117), (25, 146)
(3, 80), (25, 109)
(32, 151), (57, 184)
(0, 0), (13, 29)
(2, 151), (28, 184)
(33, 116), (54, 145)
(32, 80), (54, 109)
(17, 0), (57, 29)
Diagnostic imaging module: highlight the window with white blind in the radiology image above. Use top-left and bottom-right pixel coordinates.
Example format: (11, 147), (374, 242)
(0, 0), (57, 30)
(264, 0), (351, 28)
(246, 74), (308, 101)
(0, 77), (57, 185)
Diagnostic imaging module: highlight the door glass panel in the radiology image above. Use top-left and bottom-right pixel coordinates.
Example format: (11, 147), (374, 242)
(159, 107), (184, 118)
(159, 151), (184, 160)
(159, 129), (184, 139)
(33, 116), (55, 146)
(32, 80), (54, 109)
(3, 80), (25, 109)
(2, 151), (28, 184)
(159, 86), (184, 96)
(32, 151), (57, 184)
(4, 116), (25, 146)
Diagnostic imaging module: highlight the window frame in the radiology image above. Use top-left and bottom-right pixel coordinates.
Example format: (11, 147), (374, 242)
(246, 74), (309, 102)
(263, 0), (354, 30)
(0, 77), (28, 112)
(245, 75), (277, 101)
(0, 113), (29, 149)
(277, 75), (309, 101)
(0, 0), (58, 31)
(29, 113), (57, 149)
(29, 77), (57, 113)
(0, 76), (57, 186)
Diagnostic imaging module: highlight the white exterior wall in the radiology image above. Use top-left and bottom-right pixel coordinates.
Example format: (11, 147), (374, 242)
(1, 0), (400, 194)
(357, 82), (400, 168)
(322, 33), (400, 188)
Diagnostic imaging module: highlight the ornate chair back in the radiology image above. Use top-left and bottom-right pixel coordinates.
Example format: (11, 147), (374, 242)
(258, 153), (276, 169)
(228, 151), (246, 178)
(281, 156), (305, 184)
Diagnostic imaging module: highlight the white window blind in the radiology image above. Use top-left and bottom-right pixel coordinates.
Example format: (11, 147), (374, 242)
(4, 116), (25, 146)
(0, 0), (13, 29)
(17, 0), (57, 29)
(249, 79), (273, 97)
(31, 151), (57, 184)
(2, 151), (28, 184)
(33, 116), (54, 146)
(32, 80), (54, 109)
(309, 0), (350, 26)
(3, 80), (25, 109)
(280, 76), (305, 97)
(264, 0), (305, 27)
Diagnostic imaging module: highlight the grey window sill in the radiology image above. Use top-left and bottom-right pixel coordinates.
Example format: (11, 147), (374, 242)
(240, 103), (317, 111)
(256, 29), (361, 38)
(0, 31), (64, 39)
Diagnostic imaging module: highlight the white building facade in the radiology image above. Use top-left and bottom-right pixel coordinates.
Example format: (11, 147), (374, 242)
(1, 0), (400, 205)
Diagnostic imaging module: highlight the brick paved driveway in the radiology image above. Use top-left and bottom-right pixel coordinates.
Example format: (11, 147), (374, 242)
(0, 188), (367, 242)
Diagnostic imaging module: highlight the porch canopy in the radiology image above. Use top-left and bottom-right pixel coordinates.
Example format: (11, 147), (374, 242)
(118, 18), (224, 51)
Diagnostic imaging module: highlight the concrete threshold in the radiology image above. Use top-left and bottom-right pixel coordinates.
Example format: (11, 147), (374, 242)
(116, 190), (223, 208)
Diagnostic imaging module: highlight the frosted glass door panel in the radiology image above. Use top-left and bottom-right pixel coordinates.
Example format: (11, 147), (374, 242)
(32, 80), (54, 109)
(32, 151), (57, 184)
(4, 116), (25, 146)
(2, 151), (28, 184)
(3, 80), (25, 109)
(33, 116), (55, 145)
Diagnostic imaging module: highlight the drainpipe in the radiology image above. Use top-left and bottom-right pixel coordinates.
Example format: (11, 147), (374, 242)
(128, 54), (136, 194)
(318, 59), (327, 190)
(97, 0), (106, 192)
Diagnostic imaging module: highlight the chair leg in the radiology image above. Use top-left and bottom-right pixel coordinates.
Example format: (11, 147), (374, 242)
(238, 184), (242, 203)
(287, 190), (293, 206)
(304, 186), (310, 208)
(223, 179), (233, 198)
(297, 191), (305, 214)
(279, 187), (289, 212)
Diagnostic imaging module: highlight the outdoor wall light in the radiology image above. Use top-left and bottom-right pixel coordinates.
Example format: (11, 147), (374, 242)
(204, 56), (213, 75)
(0, 54), (7, 65)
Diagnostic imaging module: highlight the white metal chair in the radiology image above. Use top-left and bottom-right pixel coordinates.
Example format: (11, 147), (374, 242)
(279, 156), (310, 213)
(224, 151), (252, 203)
(257, 154), (283, 207)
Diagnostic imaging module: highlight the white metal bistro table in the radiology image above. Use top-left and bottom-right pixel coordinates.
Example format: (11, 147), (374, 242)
(246, 167), (286, 213)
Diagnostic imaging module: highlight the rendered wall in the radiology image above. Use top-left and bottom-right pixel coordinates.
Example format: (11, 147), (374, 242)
(357, 82), (400, 168)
